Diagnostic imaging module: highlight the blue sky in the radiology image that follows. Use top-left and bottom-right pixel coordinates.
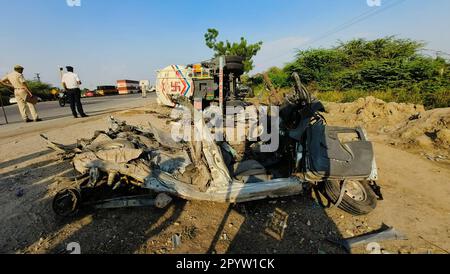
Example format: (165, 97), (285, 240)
(1, 0), (449, 89)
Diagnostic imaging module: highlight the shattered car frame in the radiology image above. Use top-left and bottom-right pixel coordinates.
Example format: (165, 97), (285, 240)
(44, 74), (381, 217)
(44, 114), (304, 217)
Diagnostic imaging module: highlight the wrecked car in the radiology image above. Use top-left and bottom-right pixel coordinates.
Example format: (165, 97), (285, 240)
(44, 73), (382, 217)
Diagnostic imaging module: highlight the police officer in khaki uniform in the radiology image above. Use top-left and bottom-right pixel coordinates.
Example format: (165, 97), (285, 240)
(0, 65), (41, 123)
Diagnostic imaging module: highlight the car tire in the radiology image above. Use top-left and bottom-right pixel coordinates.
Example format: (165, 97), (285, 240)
(322, 180), (378, 216)
(53, 188), (81, 217)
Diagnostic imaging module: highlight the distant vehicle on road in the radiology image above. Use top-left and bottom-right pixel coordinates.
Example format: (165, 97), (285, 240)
(58, 91), (67, 107)
(96, 86), (118, 96)
(117, 80), (140, 95)
(81, 90), (96, 98)
(50, 88), (60, 99)
(85, 91), (95, 97)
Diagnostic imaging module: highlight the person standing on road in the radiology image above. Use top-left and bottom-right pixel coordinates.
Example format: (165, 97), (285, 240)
(61, 66), (88, 118)
(0, 65), (41, 123)
(139, 80), (150, 98)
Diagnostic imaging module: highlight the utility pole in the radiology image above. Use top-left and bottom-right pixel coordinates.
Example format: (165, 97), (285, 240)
(0, 88), (9, 124)
(0, 97), (8, 124)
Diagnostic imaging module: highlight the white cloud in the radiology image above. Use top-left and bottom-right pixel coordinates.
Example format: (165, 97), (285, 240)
(252, 36), (310, 74)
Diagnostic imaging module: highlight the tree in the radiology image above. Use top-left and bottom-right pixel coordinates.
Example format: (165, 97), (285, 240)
(249, 37), (450, 107)
(26, 80), (54, 100)
(337, 37), (424, 65)
(283, 37), (450, 92)
(0, 86), (12, 106)
(204, 28), (263, 73)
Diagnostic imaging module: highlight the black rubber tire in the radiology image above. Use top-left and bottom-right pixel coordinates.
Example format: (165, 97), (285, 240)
(323, 180), (377, 216)
(225, 63), (245, 73)
(59, 98), (66, 107)
(226, 56), (244, 64)
(53, 189), (81, 217)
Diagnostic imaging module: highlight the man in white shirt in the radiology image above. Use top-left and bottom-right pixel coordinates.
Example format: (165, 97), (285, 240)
(61, 66), (88, 118)
(139, 80), (150, 98)
(0, 65), (41, 123)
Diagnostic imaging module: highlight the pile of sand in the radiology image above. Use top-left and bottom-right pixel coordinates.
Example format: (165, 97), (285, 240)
(394, 108), (450, 154)
(325, 97), (426, 132)
(324, 97), (450, 157)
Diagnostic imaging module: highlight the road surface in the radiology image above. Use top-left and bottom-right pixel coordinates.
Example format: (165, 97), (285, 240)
(0, 93), (154, 125)
(0, 93), (157, 139)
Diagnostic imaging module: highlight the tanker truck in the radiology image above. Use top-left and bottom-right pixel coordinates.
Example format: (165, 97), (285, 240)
(155, 56), (248, 110)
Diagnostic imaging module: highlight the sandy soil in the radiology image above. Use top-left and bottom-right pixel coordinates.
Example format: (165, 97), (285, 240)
(0, 99), (449, 254)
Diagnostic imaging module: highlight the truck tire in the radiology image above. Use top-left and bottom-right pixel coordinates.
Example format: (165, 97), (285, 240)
(226, 56), (244, 64)
(323, 180), (377, 216)
(225, 63), (245, 73)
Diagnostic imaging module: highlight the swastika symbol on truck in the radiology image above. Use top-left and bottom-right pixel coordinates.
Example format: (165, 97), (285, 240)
(171, 82), (182, 92)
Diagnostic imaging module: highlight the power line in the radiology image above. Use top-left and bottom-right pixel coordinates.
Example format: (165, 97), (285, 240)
(257, 0), (407, 67)
(301, 0), (407, 49)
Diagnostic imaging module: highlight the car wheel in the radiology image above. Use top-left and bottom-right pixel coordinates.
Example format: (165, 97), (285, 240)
(322, 180), (378, 216)
(53, 188), (81, 217)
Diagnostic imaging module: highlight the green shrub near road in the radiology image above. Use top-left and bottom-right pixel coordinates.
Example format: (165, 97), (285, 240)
(0, 81), (56, 103)
(0, 96), (10, 106)
(26, 81), (54, 100)
(248, 37), (450, 109)
(315, 88), (450, 109)
(0, 86), (12, 106)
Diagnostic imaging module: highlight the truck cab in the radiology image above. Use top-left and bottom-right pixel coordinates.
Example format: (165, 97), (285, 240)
(156, 56), (246, 109)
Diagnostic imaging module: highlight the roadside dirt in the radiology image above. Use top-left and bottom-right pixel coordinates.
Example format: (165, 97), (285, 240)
(0, 98), (449, 254)
(325, 97), (450, 165)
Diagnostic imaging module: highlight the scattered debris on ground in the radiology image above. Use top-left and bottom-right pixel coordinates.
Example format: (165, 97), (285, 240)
(1, 100), (449, 254)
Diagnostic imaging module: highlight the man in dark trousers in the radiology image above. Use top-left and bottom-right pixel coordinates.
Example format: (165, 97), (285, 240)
(61, 66), (88, 118)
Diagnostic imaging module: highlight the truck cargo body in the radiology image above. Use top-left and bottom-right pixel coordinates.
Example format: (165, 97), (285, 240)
(117, 80), (140, 95)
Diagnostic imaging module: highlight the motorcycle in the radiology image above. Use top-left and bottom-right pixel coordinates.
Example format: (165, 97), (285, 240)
(58, 91), (67, 107)
(48, 73), (382, 217)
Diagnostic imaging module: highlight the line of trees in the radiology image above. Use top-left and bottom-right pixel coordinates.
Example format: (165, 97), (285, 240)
(0, 81), (57, 105)
(246, 37), (450, 108)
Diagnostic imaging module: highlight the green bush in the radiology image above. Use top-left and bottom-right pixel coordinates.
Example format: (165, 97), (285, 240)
(422, 88), (450, 109)
(26, 81), (54, 100)
(266, 67), (290, 88)
(315, 88), (449, 109)
(249, 37), (450, 108)
(0, 96), (10, 106)
(0, 87), (12, 106)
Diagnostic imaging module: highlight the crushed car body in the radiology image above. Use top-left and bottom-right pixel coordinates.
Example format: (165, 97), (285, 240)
(44, 73), (382, 217)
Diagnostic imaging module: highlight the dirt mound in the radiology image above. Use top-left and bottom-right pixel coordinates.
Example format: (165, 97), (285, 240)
(394, 108), (450, 155)
(324, 97), (449, 158)
(325, 96), (425, 132)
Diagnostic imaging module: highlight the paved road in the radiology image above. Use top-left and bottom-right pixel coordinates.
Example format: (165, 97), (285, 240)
(0, 93), (155, 125)
(0, 93), (157, 139)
